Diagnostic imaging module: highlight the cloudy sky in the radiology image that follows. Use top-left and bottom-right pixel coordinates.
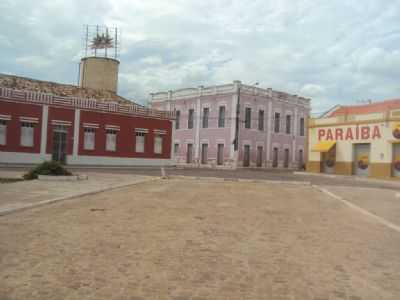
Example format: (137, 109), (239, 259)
(1, 0), (400, 113)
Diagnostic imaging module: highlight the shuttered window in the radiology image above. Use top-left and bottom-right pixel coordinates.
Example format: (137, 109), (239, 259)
(84, 127), (95, 150)
(106, 129), (117, 152)
(136, 132), (145, 153)
(218, 106), (225, 128)
(154, 135), (163, 154)
(20, 122), (34, 147)
(0, 120), (6, 145)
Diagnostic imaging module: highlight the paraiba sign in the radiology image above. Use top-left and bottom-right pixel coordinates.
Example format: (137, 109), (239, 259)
(318, 125), (382, 141)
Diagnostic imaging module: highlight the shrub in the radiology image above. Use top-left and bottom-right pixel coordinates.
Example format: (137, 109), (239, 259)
(23, 161), (72, 180)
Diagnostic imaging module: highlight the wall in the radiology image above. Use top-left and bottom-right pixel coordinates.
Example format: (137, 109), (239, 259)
(79, 57), (119, 93)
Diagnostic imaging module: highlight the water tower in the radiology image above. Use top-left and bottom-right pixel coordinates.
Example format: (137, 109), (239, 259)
(79, 25), (120, 93)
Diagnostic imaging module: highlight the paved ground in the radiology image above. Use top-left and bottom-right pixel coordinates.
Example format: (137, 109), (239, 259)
(1, 178), (400, 300)
(0, 172), (153, 215)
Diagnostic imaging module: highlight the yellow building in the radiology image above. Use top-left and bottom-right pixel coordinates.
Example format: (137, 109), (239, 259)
(307, 99), (400, 178)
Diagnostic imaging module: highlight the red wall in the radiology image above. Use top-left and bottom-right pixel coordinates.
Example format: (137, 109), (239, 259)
(0, 101), (42, 153)
(46, 107), (75, 155)
(79, 110), (172, 158)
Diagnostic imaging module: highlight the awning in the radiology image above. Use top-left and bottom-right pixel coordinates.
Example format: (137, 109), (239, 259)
(312, 141), (336, 152)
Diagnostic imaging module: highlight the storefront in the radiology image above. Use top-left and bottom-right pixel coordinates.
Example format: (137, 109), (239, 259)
(307, 99), (400, 178)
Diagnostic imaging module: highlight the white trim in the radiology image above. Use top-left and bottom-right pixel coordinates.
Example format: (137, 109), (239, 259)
(0, 114), (11, 121)
(266, 100), (272, 160)
(40, 105), (49, 158)
(216, 139), (226, 145)
(135, 128), (149, 133)
(19, 117), (39, 123)
(200, 139), (209, 144)
(185, 139), (195, 144)
(83, 122), (99, 129)
(52, 120), (72, 126)
(153, 129), (167, 135)
(73, 109), (80, 157)
(174, 139), (181, 143)
(105, 125), (120, 131)
(67, 155), (174, 167)
(242, 140), (251, 146)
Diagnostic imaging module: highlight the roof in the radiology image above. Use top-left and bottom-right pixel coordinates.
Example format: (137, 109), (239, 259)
(327, 99), (400, 117)
(0, 73), (136, 105)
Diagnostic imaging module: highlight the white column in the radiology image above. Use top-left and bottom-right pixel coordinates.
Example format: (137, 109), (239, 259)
(194, 87), (202, 163)
(230, 81), (241, 167)
(266, 100), (272, 164)
(73, 109), (80, 157)
(292, 106), (298, 163)
(170, 120), (176, 160)
(40, 105), (49, 160)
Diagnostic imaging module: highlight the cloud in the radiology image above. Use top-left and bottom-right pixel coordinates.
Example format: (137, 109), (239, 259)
(0, 0), (400, 111)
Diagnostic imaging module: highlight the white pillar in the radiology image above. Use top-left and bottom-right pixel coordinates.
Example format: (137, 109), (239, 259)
(266, 100), (272, 164)
(293, 106), (298, 163)
(194, 87), (202, 163)
(40, 105), (49, 160)
(73, 109), (80, 157)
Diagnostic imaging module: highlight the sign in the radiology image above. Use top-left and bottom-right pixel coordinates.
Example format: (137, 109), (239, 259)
(318, 125), (381, 141)
(393, 123), (400, 139)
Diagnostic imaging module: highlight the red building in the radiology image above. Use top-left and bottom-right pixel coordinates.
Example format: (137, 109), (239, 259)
(0, 86), (175, 166)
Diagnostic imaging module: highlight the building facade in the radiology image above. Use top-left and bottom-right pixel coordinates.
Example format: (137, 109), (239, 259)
(151, 81), (310, 169)
(307, 99), (400, 178)
(0, 87), (174, 166)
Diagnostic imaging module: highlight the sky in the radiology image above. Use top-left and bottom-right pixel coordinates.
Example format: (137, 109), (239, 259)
(1, 0), (400, 113)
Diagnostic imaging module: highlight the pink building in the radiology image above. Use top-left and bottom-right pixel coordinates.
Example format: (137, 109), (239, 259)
(151, 81), (311, 169)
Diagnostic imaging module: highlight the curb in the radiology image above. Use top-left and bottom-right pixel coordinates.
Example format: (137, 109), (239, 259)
(168, 175), (311, 185)
(0, 176), (159, 217)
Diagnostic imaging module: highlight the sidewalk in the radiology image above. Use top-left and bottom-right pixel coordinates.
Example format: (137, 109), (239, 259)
(294, 171), (400, 188)
(0, 172), (157, 216)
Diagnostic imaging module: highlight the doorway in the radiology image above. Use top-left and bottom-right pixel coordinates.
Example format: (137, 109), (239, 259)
(217, 144), (224, 166)
(353, 143), (370, 177)
(52, 126), (68, 163)
(283, 149), (289, 168)
(186, 144), (193, 163)
(201, 144), (208, 164)
(256, 146), (263, 167)
(272, 147), (278, 168)
(243, 145), (250, 167)
(392, 143), (400, 177)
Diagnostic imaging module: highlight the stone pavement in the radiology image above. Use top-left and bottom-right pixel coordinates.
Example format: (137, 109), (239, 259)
(0, 172), (156, 215)
(1, 178), (400, 300)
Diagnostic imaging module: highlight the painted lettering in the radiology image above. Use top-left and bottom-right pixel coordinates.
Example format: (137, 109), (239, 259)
(318, 129), (326, 141)
(345, 127), (354, 140)
(361, 126), (370, 139)
(372, 125), (381, 139)
(326, 129), (334, 140)
(335, 128), (343, 140)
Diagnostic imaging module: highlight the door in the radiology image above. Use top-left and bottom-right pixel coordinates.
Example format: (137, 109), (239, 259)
(272, 147), (278, 168)
(52, 128), (67, 163)
(298, 149), (304, 170)
(186, 144), (193, 163)
(393, 143), (400, 177)
(284, 149), (289, 168)
(243, 145), (250, 167)
(353, 143), (370, 177)
(201, 144), (208, 164)
(217, 144), (224, 166)
(322, 147), (336, 174)
(256, 146), (263, 167)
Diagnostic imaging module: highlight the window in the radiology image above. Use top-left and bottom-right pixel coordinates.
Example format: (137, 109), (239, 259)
(106, 129), (117, 152)
(245, 107), (251, 129)
(286, 115), (291, 134)
(135, 132), (146, 153)
(20, 122), (35, 147)
(201, 144), (208, 164)
(258, 110), (264, 131)
(202, 107), (209, 128)
(154, 135), (163, 154)
(188, 109), (194, 129)
(0, 120), (7, 145)
(83, 127), (95, 150)
(175, 111), (180, 130)
(187, 144), (193, 163)
(218, 106), (225, 128)
(300, 117), (305, 136)
(174, 143), (179, 155)
(274, 112), (280, 133)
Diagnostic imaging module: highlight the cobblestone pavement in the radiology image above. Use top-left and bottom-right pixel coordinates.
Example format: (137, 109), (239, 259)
(1, 179), (400, 300)
(0, 172), (153, 215)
